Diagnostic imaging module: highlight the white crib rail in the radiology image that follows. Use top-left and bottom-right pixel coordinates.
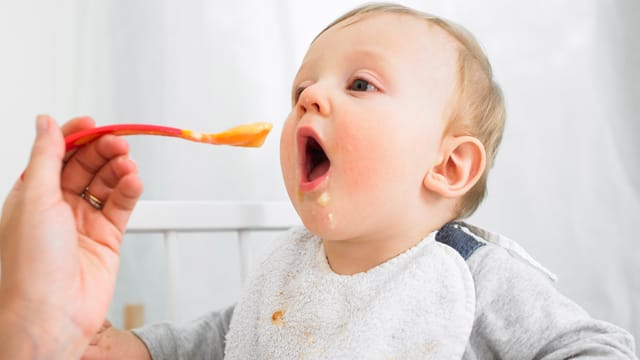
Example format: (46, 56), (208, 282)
(127, 201), (299, 233)
(125, 201), (300, 322)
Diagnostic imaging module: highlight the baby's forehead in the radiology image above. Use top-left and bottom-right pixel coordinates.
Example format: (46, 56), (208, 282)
(302, 12), (460, 73)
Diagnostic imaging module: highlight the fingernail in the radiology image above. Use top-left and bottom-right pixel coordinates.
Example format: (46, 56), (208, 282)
(36, 115), (49, 136)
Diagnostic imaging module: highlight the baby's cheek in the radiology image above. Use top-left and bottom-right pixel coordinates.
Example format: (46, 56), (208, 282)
(338, 135), (396, 196)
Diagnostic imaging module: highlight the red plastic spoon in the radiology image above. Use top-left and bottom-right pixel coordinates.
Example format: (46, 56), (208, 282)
(64, 122), (273, 151)
(19, 122), (272, 180)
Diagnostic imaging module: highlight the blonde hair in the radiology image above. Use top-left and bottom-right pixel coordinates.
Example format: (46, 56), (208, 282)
(317, 2), (506, 218)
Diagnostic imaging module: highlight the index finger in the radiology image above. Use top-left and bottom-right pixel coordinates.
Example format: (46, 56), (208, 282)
(61, 134), (130, 195)
(61, 116), (95, 136)
(61, 116), (96, 162)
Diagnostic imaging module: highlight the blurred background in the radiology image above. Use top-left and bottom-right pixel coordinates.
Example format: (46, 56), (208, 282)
(0, 0), (638, 345)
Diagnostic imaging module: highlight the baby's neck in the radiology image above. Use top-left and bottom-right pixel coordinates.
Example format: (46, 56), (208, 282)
(321, 196), (458, 275)
(321, 224), (443, 275)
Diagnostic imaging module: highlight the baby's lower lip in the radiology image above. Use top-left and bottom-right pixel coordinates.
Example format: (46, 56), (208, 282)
(299, 173), (328, 192)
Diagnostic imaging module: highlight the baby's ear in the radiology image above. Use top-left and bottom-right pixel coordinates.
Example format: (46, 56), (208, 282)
(423, 136), (486, 198)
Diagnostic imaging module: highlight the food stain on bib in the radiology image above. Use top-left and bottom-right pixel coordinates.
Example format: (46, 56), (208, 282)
(303, 329), (315, 344)
(272, 310), (285, 327)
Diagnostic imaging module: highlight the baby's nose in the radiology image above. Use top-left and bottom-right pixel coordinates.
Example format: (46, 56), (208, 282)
(297, 83), (331, 116)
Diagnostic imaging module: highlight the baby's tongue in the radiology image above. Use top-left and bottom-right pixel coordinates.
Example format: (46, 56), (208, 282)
(309, 160), (330, 181)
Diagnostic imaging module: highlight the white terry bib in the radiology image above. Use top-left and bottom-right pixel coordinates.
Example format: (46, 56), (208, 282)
(225, 227), (476, 359)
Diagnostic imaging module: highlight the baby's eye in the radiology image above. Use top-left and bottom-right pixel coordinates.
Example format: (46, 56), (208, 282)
(293, 86), (306, 104)
(349, 78), (377, 92)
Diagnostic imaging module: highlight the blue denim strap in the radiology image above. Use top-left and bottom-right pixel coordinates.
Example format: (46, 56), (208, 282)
(435, 222), (485, 260)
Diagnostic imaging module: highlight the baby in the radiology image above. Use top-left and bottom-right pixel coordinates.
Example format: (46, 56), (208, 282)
(83, 3), (637, 359)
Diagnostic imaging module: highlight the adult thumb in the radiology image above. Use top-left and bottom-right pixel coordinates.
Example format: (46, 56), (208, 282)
(22, 115), (65, 195)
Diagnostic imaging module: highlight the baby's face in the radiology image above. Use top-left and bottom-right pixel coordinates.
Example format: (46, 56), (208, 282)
(280, 12), (459, 242)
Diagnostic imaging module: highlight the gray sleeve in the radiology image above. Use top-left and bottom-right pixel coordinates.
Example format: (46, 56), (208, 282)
(464, 245), (637, 360)
(131, 305), (234, 360)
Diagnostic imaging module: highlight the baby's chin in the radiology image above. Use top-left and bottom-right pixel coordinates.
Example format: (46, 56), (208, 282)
(296, 206), (337, 237)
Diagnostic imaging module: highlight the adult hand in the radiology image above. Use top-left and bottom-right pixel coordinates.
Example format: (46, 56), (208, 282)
(0, 115), (143, 358)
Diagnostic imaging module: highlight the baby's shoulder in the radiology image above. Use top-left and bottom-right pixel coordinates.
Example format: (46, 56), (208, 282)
(451, 225), (637, 358)
(446, 222), (557, 285)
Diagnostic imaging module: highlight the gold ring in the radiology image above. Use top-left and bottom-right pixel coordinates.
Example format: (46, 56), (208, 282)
(80, 187), (104, 210)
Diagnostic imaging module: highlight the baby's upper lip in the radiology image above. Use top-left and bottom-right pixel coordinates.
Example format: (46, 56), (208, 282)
(297, 125), (320, 151)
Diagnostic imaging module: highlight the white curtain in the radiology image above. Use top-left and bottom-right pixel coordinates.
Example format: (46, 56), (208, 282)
(1, 0), (638, 342)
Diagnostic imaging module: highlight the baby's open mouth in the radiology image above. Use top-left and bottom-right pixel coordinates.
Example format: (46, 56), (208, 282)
(304, 137), (330, 182)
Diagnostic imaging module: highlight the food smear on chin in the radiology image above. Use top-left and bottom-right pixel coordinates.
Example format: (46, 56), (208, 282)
(317, 191), (330, 206)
